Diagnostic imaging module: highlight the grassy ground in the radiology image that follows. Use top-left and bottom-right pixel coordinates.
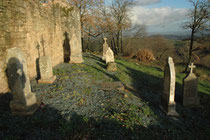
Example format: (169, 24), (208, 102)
(0, 53), (209, 140)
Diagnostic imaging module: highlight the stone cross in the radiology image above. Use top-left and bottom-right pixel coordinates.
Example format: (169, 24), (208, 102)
(6, 47), (39, 115)
(102, 37), (109, 61)
(38, 56), (56, 84)
(41, 37), (46, 56)
(104, 37), (107, 43)
(161, 57), (178, 116)
(189, 63), (196, 73)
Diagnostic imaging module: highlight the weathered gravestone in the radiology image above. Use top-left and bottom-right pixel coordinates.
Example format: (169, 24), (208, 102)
(106, 47), (115, 64)
(102, 37), (108, 60)
(38, 56), (56, 84)
(70, 29), (83, 63)
(183, 63), (200, 107)
(105, 47), (117, 72)
(6, 47), (39, 115)
(161, 57), (177, 116)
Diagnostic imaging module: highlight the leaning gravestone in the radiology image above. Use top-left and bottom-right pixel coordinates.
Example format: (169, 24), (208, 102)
(6, 47), (39, 115)
(161, 57), (177, 116)
(38, 56), (56, 84)
(183, 63), (200, 107)
(70, 29), (83, 63)
(106, 47), (115, 64)
(102, 37), (108, 60)
(105, 47), (117, 72)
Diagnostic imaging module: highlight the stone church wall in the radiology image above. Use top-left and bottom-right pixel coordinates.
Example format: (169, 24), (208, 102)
(0, 0), (82, 93)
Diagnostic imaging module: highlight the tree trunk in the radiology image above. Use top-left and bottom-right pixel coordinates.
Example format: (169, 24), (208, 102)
(116, 31), (120, 55)
(184, 29), (195, 72)
(111, 35), (117, 55)
(120, 30), (123, 54)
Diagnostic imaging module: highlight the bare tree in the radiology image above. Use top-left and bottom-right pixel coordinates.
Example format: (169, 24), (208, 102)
(183, 0), (210, 72)
(109, 0), (135, 55)
(69, 0), (104, 51)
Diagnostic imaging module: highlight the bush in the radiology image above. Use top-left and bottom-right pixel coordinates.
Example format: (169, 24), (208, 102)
(136, 49), (155, 62)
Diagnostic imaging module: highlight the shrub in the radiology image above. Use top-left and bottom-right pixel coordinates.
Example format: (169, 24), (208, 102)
(136, 49), (155, 62)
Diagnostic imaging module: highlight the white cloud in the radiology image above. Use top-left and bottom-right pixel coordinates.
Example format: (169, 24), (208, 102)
(136, 0), (161, 6)
(130, 6), (188, 26)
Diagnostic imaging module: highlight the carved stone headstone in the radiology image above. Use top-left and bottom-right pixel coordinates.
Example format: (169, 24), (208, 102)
(38, 56), (56, 84)
(183, 63), (200, 107)
(105, 47), (115, 64)
(102, 37), (108, 60)
(105, 47), (117, 71)
(70, 29), (83, 63)
(6, 47), (39, 115)
(161, 57), (177, 116)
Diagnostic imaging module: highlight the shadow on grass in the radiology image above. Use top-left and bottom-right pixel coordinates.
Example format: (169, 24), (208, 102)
(0, 93), (65, 139)
(82, 54), (210, 138)
(0, 93), (171, 140)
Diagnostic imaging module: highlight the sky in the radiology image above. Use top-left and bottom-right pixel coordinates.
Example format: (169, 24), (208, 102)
(107, 0), (192, 35)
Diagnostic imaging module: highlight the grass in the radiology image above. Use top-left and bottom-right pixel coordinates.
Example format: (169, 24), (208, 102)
(1, 53), (210, 140)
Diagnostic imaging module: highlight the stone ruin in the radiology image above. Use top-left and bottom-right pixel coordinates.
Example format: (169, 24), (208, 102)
(0, 0), (83, 94)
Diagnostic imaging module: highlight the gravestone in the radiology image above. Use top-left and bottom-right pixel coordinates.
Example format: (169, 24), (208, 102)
(38, 56), (56, 84)
(161, 57), (177, 116)
(105, 47), (115, 64)
(6, 47), (39, 115)
(183, 63), (200, 107)
(102, 37), (108, 60)
(105, 47), (117, 72)
(70, 29), (83, 63)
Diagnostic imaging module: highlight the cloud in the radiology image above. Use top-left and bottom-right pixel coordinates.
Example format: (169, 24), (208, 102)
(130, 6), (188, 26)
(136, 0), (161, 6)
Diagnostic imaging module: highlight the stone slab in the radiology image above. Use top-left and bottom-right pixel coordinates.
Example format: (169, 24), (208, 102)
(38, 75), (56, 84)
(97, 81), (124, 91)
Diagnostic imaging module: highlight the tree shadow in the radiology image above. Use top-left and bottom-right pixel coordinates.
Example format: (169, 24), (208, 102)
(63, 31), (70, 63)
(84, 53), (104, 63)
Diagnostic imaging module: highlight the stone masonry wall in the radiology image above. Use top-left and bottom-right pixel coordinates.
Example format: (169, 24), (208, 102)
(0, 0), (82, 93)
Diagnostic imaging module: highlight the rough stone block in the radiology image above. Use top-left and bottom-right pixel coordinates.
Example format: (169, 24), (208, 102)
(107, 62), (117, 72)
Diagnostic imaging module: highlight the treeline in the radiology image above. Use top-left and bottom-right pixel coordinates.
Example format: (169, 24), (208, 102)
(40, 0), (143, 55)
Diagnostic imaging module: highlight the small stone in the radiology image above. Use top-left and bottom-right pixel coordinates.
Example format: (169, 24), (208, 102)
(124, 94), (128, 98)
(107, 62), (117, 72)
